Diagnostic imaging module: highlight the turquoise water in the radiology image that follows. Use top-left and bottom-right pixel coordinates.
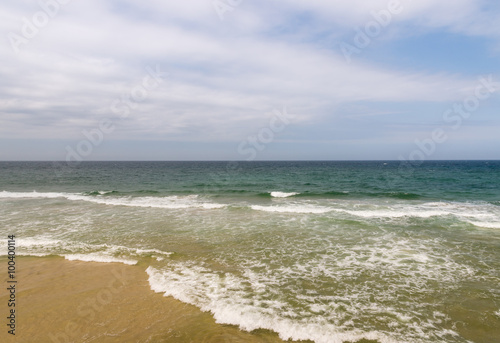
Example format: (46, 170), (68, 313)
(1, 161), (499, 342)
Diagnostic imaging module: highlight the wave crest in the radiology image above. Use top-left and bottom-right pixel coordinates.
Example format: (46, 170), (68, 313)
(270, 191), (299, 198)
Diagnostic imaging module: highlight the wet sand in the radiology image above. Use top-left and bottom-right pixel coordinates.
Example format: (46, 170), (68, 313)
(0, 256), (292, 343)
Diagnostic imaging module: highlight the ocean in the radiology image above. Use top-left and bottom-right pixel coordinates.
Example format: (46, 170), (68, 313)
(1, 161), (499, 343)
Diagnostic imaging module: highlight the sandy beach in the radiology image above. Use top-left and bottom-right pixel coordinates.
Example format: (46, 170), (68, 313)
(0, 256), (290, 343)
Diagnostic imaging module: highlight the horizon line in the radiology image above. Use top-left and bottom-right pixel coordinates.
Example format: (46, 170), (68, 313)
(1, 159), (499, 163)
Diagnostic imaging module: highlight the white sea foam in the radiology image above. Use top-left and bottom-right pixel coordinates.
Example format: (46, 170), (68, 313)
(63, 253), (137, 265)
(142, 222), (482, 343)
(247, 199), (500, 225)
(6, 237), (96, 255)
(133, 248), (172, 256)
(466, 221), (500, 229)
(14, 237), (64, 247)
(339, 209), (451, 218)
(0, 191), (67, 199)
(0, 191), (225, 210)
(0, 236), (172, 263)
(2, 192), (491, 342)
(3, 191), (498, 226)
(0, 237), (139, 265)
(251, 204), (331, 214)
(146, 266), (399, 343)
(330, 201), (490, 220)
(332, 200), (500, 226)
(83, 195), (225, 210)
(0, 249), (53, 257)
(0, 237), (66, 256)
(270, 191), (299, 198)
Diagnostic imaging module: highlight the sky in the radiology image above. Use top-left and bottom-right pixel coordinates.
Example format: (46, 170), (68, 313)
(1, 0), (499, 161)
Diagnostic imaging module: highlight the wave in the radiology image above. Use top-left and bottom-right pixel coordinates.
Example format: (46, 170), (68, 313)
(146, 266), (399, 343)
(254, 191), (350, 198)
(0, 191), (69, 199)
(2, 191), (498, 229)
(83, 190), (117, 196)
(0, 241), (138, 265)
(270, 191), (299, 198)
(63, 253), (138, 265)
(264, 191), (419, 199)
(249, 200), (500, 228)
(466, 221), (500, 229)
(144, 225), (483, 343)
(83, 190), (161, 196)
(251, 204), (331, 214)
(265, 191), (420, 199)
(249, 204), (446, 217)
(0, 191), (225, 210)
(0, 236), (173, 263)
(219, 190), (419, 200)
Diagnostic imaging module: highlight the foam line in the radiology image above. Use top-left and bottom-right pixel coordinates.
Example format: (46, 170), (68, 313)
(270, 191), (299, 198)
(63, 253), (138, 265)
(0, 191), (225, 210)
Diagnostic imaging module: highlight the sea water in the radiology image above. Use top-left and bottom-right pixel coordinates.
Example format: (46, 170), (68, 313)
(0, 161), (499, 343)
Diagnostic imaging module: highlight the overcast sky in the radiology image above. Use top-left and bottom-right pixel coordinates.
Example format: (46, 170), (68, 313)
(1, 0), (499, 161)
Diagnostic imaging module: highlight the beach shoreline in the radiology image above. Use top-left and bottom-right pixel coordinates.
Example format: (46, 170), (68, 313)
(1, 161), (499, 343)
(0, 256), (290, 343)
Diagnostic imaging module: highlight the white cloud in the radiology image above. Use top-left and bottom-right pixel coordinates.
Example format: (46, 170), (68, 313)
(0, 0), (499, 149)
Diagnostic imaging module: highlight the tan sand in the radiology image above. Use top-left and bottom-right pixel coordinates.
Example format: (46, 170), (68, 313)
(0, 256), (295, 343)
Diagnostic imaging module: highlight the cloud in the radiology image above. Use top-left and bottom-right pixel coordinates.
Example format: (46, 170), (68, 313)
(0, 0), (499, 160)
